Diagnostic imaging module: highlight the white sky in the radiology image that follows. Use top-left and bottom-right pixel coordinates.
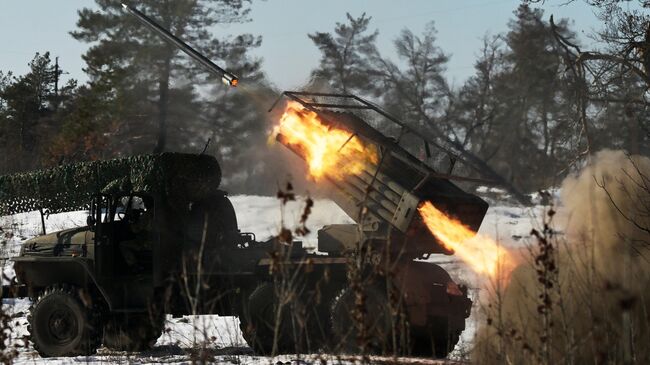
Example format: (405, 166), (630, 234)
(0, 0), (604, 90)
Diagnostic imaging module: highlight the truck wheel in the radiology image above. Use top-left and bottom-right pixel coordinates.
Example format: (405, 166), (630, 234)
(239, 282), (296, 354)
(103, 312), (164, 352)
(300, 285), (336, 352)
(411, 331), (459, 358)
(28, 285), (102, 357)
(410, 318), (461, 358)
(330, 286), (394, 354)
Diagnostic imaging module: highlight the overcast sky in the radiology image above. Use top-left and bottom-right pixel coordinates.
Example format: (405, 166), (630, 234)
(0, 1), (604, 90)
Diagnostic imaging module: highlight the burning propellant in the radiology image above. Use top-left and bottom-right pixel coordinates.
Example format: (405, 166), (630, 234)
(273, 101), (378, 180)
(418, 201), (513, 276)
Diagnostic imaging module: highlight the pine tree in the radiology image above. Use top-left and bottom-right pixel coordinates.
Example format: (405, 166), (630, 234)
(372, 22), (451, 169)
(452, 5), (580, 191)
(448, 36), (505, 170)
(0, 53), (76, 172)
(46, 82), (116, 165)
(71, 0), (255, 154)
(489, 5), (579, 190)
(308, 13), (378, 94)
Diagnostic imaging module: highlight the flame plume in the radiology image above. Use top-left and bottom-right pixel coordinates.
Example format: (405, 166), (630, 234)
(418, 201), (514, 277)
(272, 101), (378, 180)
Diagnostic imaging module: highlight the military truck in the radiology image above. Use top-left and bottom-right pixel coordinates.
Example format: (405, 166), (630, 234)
(0, 147), (484, 358)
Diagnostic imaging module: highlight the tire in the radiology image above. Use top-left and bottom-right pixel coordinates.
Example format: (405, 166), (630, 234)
(240, 282), (337, 355)
(103, 312), (164, 352)
(330, 286), (395, 355)
(28, 285), (102, 357)
(239, 283), (294, 355)
(440, 332), (460, 358)
(301, 284), (336, 352)
(410, 327), (460, 358)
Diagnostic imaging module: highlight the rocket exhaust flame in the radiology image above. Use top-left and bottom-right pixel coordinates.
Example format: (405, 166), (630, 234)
(273, 101), (378, 180)
(418, 201), (513, 276)
(273, 101), (514, 278)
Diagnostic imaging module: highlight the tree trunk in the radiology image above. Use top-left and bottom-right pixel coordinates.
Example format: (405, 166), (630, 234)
(154, 55), (171, 154)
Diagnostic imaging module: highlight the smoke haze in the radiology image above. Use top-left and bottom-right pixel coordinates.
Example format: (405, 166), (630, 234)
(474, 150), (650, 364)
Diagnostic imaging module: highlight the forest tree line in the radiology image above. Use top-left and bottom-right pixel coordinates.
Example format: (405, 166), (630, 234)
(0, 1), (648, 197)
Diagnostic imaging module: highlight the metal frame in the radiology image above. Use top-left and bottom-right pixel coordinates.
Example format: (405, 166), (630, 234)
(269, 91), (496, 186)
(270, 91), (494, 234)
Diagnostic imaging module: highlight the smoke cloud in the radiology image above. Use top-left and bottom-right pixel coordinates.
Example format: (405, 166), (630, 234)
(474, 150), (650, 364)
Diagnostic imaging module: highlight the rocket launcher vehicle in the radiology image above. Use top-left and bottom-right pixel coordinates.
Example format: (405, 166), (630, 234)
(271, 92), (489, 257)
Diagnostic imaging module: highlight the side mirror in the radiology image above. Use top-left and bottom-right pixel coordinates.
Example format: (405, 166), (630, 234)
(87, 215), (96, 227)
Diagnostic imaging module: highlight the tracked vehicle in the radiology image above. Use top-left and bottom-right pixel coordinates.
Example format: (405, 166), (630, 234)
(0, 4), (490, 359)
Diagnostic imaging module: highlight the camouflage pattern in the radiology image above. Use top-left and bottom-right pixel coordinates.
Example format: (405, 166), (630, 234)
(0, 153), (222, 216)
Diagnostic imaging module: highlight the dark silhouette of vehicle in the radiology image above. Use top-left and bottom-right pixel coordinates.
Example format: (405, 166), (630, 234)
(0, 150), (483, 358)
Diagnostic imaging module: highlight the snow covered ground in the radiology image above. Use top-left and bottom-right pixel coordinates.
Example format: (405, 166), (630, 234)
(0, 194), (547, 364)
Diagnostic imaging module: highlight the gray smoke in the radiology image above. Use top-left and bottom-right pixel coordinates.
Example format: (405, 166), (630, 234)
(474, 150), (650, 364)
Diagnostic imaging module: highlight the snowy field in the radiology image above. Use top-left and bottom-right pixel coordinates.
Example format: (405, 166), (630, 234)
(0, 194), (546, 364)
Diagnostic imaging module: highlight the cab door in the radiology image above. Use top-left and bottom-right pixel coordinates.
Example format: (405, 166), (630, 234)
(92, 194), (115, 280)
(96, 194), (155, 311)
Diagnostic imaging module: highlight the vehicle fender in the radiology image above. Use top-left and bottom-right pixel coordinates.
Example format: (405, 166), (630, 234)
(12, 257), (114, 310)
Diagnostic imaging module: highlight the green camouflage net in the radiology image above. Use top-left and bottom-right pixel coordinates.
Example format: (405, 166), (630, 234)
(0, 153), (222, 216)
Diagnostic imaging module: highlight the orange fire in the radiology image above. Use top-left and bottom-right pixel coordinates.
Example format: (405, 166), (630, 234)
(418, 201), (514, 277)
(272, 101), (378, 180)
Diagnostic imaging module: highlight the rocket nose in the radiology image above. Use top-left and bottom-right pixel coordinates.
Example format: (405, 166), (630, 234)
(222, 76), (238, 87)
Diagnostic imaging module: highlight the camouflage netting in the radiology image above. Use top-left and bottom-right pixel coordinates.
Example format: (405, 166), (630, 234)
(0, 153), (221, 216)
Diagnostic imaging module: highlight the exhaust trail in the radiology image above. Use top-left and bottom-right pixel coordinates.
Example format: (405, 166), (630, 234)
(121, 3), (239, 87)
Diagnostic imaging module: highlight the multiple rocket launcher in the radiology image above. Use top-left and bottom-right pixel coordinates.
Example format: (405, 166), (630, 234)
(272, 93), (488, 256)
